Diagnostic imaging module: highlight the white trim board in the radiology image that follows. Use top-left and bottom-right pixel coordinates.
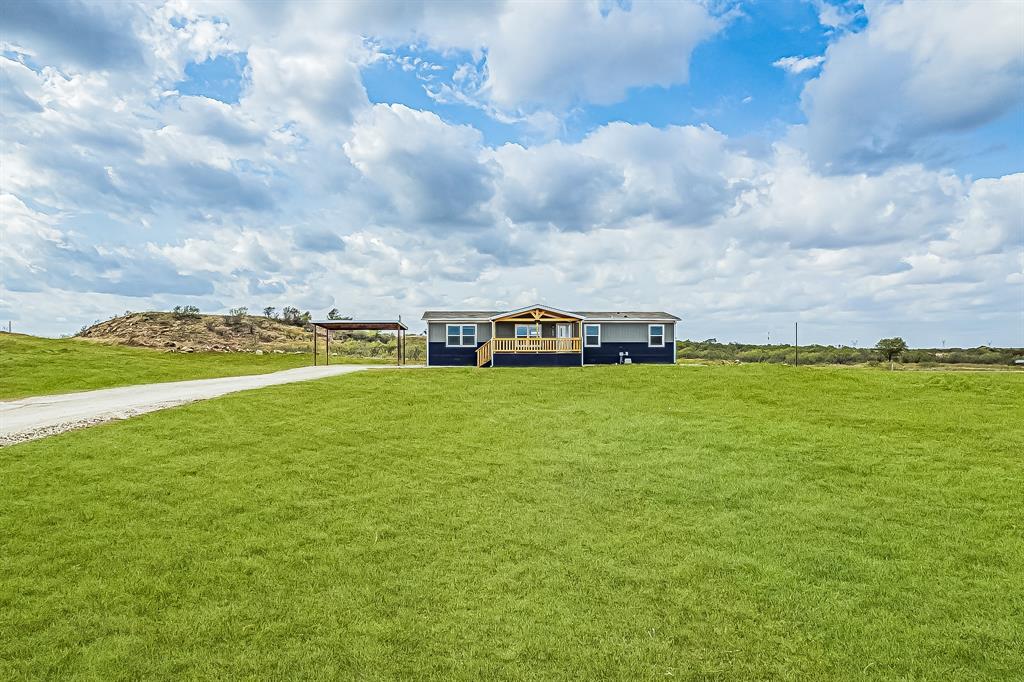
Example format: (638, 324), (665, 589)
(648, 323), (666, 347)
(444, 323), (478, 348)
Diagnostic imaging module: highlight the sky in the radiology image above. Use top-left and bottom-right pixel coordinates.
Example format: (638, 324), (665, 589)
(1, 0), (1022, 347)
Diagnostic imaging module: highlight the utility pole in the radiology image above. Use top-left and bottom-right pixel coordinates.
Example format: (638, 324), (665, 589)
(795, 322), (799, 367)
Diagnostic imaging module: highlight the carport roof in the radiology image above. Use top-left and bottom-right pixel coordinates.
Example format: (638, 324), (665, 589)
(310, 320), (409, 331)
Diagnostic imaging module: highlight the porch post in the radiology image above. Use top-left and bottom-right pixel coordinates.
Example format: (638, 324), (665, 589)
(579, 321), (584, 366)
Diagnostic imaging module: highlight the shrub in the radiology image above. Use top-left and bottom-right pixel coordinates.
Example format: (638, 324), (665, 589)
(172, 305), (200, 319)
(225, 307), (248, 325)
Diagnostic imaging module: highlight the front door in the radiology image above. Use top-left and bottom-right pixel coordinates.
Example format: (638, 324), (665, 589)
(555, 323), (572, 338)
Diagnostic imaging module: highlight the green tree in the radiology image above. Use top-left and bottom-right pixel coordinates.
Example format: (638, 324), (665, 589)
(326, 308), (350, 320)
(875, 337), (908, 370)
(280, 307), (312, 327)
(262, 306), (276, 319)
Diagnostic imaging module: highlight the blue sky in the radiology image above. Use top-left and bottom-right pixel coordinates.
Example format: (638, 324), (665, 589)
(1, 0), (1022, 346)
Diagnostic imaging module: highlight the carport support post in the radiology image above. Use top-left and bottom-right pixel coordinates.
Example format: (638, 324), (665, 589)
(313, 325), (317, 366)
(326, 328), (330, 366)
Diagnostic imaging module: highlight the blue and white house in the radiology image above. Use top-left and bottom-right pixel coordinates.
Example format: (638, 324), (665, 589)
(422, 305), (679, 367)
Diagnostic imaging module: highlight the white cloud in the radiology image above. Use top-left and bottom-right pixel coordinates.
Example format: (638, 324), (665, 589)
(796, 0), (1024, 170)
(491, 141), (623, 231)
(933, 173), (1024, 258)
(492, 122), (759, 231)
(772, 55), (825, 75)
(726, 146), (965, 248)
(243, 42), (368, 132)
(476, 0), (721, 111)
(344, 104), (496, 227)
(812, 0), (862, 30)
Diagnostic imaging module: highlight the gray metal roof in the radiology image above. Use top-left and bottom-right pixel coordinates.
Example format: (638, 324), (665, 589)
(311, 319), (408, 330)
(420, 311), (502, 320)
(576, 311), (681, 321)
(421, 309), (680, 321)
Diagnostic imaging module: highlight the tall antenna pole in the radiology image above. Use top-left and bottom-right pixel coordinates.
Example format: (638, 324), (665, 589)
(795, 322), (799, 367)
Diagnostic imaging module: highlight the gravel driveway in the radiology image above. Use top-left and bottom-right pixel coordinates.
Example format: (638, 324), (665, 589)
(1, 364), (399, 446)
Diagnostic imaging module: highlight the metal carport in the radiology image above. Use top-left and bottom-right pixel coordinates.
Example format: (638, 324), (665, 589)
(309, 320), (409, 366)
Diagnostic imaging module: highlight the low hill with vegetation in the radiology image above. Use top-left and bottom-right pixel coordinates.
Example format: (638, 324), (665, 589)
(77, 311), (311, 353)
(677, 338), (1023, 368)
(74, 310), (425, 361)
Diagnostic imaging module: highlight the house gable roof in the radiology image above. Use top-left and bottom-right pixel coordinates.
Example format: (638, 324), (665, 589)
(489, 304), (585, 322)
(421, 307), (680, 322)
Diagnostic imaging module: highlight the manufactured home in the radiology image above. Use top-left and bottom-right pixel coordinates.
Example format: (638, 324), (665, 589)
(422, 305), (680, 367)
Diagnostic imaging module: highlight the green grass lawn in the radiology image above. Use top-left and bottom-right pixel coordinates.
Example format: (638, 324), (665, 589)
(0, 334), (379, 400)
(1, 365), (1021, 679)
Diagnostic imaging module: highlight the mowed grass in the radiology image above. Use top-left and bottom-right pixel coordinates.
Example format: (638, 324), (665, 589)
(0, 333), (351, 399)
(1, 365), (1021, 679)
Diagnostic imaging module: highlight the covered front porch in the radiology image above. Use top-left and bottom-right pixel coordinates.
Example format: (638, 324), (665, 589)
(476, 306), (583, 367)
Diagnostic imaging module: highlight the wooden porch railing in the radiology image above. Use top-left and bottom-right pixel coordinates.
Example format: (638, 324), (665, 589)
(476, 339), (493, 367)
(477, 337), (582, 366)
(492, 337), (581, 353)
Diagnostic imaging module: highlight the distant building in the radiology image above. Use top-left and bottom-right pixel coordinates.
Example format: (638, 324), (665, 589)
(421, 304), (679, 367)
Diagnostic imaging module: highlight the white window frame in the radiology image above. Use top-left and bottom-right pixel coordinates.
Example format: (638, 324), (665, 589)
(584, 323), (601, 347)
(648, 323), (665, 347)
(515, 324), (539, 338)
(446, 323), (477, 347)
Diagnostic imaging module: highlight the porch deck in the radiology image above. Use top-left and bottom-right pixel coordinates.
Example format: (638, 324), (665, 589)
(476, 337), (582, 366)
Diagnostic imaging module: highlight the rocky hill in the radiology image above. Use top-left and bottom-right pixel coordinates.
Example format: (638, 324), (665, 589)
(77, 312), (311, 353)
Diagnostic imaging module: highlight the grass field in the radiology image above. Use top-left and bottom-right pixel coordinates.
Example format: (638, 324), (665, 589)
(1, 365), (1021, 679)
(0, 334), (383, 400)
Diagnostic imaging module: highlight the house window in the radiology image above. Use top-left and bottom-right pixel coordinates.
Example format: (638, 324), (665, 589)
(649, 324), (665, 347)
(446, 324), (477, 347)
(584, 324), (601, 347)
(515, 324), (539, 338)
